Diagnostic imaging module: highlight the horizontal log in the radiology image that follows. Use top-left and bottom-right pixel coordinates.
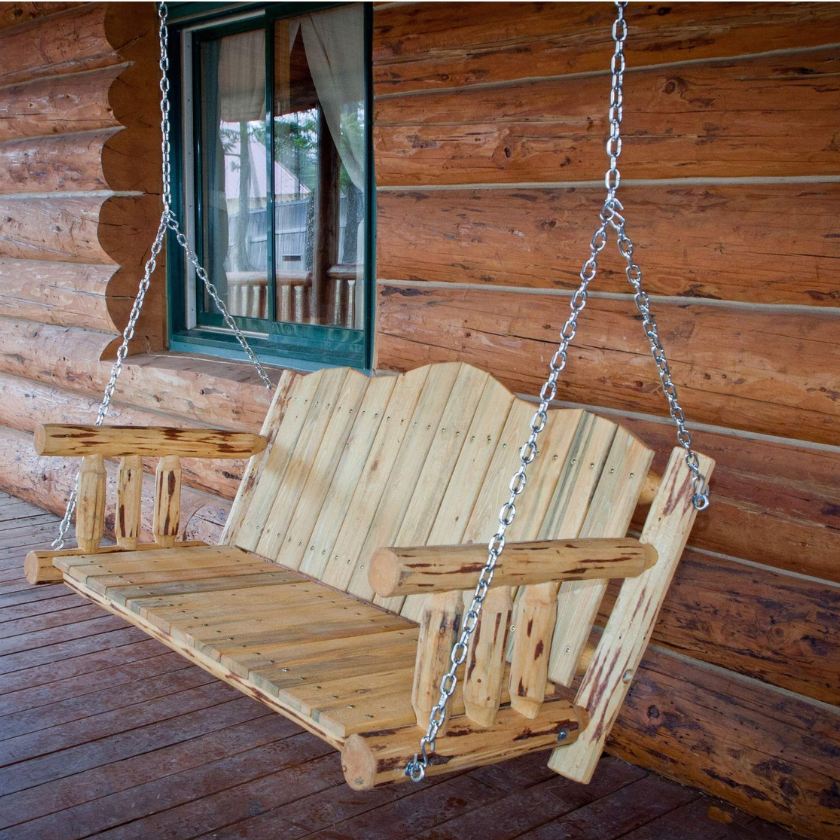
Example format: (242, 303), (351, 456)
(0, 425), (230, 548)
(342, 698), (585, 789)
(0, 260), (121, 333)
(376, 283), (840, 446)
(0, 3), (155, 87)
(24, 540), (207, 585)
(0, 3), (78, 31)
(370, 538), (657, 597)
(0, 64), (123, 142)
(605, 644), (840, 840)
(35, 424), (268, 459)
(620, 413), (840, 585)
(0, 320), (275, 431)
(376, 184), (840, 307)
(373, 2), (840, 94)
(0, 372), (247, 502)
(0, 128), (160, 195)
(606, 547), (840, 706)
(374, 48), (840, 185)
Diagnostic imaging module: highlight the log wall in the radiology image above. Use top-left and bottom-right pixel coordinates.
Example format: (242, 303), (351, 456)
(0, 3), (837, 838)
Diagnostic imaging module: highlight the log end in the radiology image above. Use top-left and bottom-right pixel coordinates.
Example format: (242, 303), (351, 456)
(24, 551), (65, 585)
(33, 424), (48, 456)
(368, 547), (400, 598)
(342, 733), (378, 791)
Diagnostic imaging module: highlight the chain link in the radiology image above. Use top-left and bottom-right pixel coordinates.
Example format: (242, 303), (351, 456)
(52, 2), (272, 550)
(405, 0), (708, 784)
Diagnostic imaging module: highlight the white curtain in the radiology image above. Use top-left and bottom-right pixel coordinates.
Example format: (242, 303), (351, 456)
(218, 29), (265, 123)
(300, 5), (366, 192)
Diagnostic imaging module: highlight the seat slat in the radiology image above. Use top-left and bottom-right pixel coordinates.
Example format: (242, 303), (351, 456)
(317, 365), (432, 592)
(265, 370), (371, 567)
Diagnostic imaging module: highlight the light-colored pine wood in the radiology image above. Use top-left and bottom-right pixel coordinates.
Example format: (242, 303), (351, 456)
(320, 365), (431, 593)
(277, 370), (372, 571)
(637, 470), (662, 507)
(255, 368), (349, 559)
(547, 428), (654, 687)
(463, 585), (511, 727)
(505, 413), (616, 711)
(378, 364), (490, 615)
(342, 699), (586, 790)
(370, 538), (657, 597)
(233, 369), (325, 552)
(548, 448), (716, 783)
(76, 453), (106, 553)
(223, 369), (299, 544)
(35, 423), (267, 458)
(296, 374), (396, 579)
(116, 454), (142, 549)
(153, 455), (181, 548)
(345, 363), (462, 600)
(412, 589), (463, 731)
(396, 370), (510, 617)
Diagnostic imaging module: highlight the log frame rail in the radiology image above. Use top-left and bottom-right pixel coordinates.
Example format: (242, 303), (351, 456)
(24, 364), (713, 793)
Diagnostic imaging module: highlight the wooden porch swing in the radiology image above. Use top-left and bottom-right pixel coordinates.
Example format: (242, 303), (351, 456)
(23, 1), (713, 790)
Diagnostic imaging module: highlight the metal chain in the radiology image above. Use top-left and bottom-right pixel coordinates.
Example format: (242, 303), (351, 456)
(405, 0), (708, 784)
(52, 2), (272, 550)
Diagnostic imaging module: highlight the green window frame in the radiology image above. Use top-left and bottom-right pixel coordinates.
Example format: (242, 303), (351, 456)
(166, 2), (375, 371)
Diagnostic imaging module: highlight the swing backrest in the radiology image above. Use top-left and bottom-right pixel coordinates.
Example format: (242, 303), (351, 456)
(223, 362), (655, 629)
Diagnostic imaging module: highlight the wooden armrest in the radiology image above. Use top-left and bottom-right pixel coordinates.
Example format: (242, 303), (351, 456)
(35, 424), (267, 459)
(369, 538), (657, 598)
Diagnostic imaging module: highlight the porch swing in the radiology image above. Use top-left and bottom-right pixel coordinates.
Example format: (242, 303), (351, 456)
(25, 1), (713, 789)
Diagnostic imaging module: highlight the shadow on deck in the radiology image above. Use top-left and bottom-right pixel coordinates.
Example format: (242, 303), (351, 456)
(0, 491), (799, 840)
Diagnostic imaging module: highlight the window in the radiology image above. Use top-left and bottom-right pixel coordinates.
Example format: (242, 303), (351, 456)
(168, 3), (373, 369)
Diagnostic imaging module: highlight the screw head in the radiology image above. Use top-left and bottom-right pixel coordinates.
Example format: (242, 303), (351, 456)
(557, 728), (568, 742)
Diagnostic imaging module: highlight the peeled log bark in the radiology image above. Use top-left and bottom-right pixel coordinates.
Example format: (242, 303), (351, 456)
(0, 424), (230, 547)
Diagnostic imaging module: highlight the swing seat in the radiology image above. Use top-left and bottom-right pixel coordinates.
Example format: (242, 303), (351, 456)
(27, 362), (713, 789)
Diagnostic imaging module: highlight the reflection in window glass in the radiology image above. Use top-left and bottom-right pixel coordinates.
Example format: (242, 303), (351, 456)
(197, 6), (367, 331)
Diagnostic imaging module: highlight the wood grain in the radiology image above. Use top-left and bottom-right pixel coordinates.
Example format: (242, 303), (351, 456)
(373, 2), (840, 94)
(607, 645), (840, 840)
(374, 48), (840, 185)
(376, 283), (840, 446)
(376, 185), (840, 306)
(0, 3), (79, 32)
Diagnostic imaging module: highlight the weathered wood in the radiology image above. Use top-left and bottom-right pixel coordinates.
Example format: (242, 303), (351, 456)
(412, 589), (463, 732)
(342, 699), (585, 790)
(76, 454), (106, 554)
(374, 49), (840, 185)
(116, 455), (142, 549)
(370, 538), (657, 597)
(153, 456), (181, 549)
(24, 541), (207, 586)
(463, 585), (511, 727)
(549, 448), (716, 782)
(35, 424), (267, 459)
(373, 2), (840, 94)
(376, 284), (840, 446)
(376, 185), (840, 307)
(0, 3), (78, 31)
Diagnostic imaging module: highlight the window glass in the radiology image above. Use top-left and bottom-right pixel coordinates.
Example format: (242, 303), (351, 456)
(195, 5), (367, 335)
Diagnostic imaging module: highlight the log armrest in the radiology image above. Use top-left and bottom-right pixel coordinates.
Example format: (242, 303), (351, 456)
(369, 537), (657, 599)
(34, 424), (267, 459)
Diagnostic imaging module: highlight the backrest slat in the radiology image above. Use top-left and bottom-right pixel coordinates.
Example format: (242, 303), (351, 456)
(319, 366), (433, 592)
(548, 426), (654, 686)
(254, 368), (350, 559)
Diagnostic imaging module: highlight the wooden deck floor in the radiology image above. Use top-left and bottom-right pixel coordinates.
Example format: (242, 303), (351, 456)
(0, 490), (800, 840)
